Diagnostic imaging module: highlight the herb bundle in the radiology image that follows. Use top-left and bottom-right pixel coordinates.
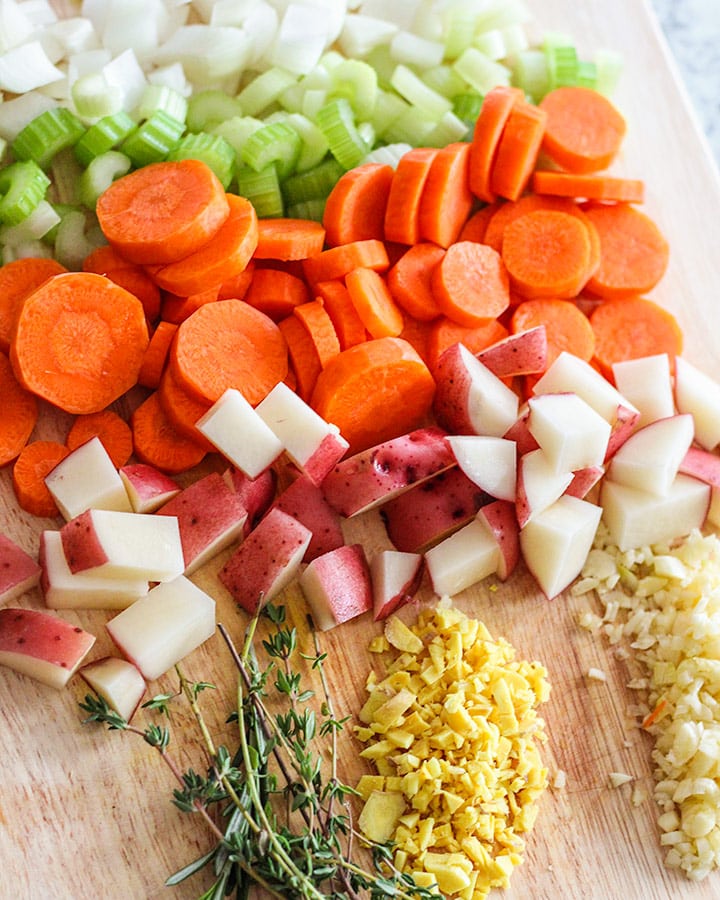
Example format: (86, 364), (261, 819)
(80, 604), (438, 900)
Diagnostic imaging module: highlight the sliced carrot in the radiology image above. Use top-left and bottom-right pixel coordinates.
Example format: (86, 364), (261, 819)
(468, 85), (524, 203)
(457, 203), (499, 243)
(511, 298), (596, 369)
(157, 364), (215, 451)
(10, 271), (148, 415)
(12, 440), (70, 518)
(217, 260), (255, 301)
(431, 241), (510, 327)
(398, 315), (435, 367)
(345, 267), (404, 338)
(278, 313), (322, 401)
(501, 209), (592, 299)
(383, 147), (439, 245)
(254, 218), (326, 260)
(0, 350), (38, 467)
(66, 410), (133, 468)
(483, 193), (581, 253)
(310, 337), (436, 455)
(314, 280), (368, 350)
(581, 203), (670, 299)
(0, 257), (67, 353)
(489, 99), (547, 202)
(131, 390), (207, 474)
(160, 286), (219, 325)
(170, 298), (287, 406)
(539, 86), (627, 174)
(96, 158), (230, 265)
(532, 170), (645, 203)
(103, 266), (162, 325)
(137, 320), (178, 389)
(302, 238), (389, 287)
(292, 298), (341, 366)
(82, 244), (134, 272)
(322, 162), (394, 247)
(589, 296), (683, 378)
(387, 242), (445, 322)
(244, 267), (309, 321)
(151, 193), (258, 296)
(426, 317), (509, 373)
(418, 142), (474, 248)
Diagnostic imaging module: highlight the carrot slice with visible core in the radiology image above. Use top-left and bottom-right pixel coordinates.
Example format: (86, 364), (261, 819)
(387, 242), (445, 322)
(310, 337), (436, 455)
(431, 241), (510, 327)
(151, 193), (258, 296)
(323, 162), (393, 247)
(170, 298), (287, 406)
(66, 410), (133, 468)
(0, 350), (38, 467)
(131, 390), (207, 474)
(0, 257), (67, 353)
(539, 86), (627, 174)
(469, 85), (524, 203)
(10, 271), (149, 415)
(12, 440), (70, 518)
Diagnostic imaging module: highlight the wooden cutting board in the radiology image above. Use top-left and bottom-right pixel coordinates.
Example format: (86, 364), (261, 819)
(4, 1), (720, 898)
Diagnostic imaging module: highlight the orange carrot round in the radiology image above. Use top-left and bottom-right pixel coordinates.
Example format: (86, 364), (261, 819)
(0, 257), (67, 353)
(383, 147), (439, 245)
(302, 239), (389, 286)
(426, 317), (509, 374)
(582, 203), (670, 299)
(431, 241), (510, 327)
(66, 409), (133, 468)
(96, 159), (230, 265)
(10, 272), (149, 415)
(387, 242), (445, 322)
(104, 266), (162, 325)
(489, 99), (547, 202)
(511, 298), (596, 368)
(457, 203), (499, 243)
(157, 364), (215, 451)
(532, 170), (645, 203)
(483, 193), (582, 252)
(292, 298), (341, 366)
(501, 209), (592, 299)
(590, 295), (683, 378)
(131, 390), (207, 474)
(539, 86), (627, 174)
(278, 313), (323, 401)
(138, 320), (179, 389)
(314, 280), (368, 350)
(345, 267), (404, 338)
(254, 218), (326, 260)
(418, 142), (474, 248)
(170, 298), (287, 406)
(151, 193), (258, 296)
(0, 350), (38, 467)
(217, 260), (255, 301)
(160, 286), (219, 325)
(323, 162), (393, 247)
(310, 337), (436, 455)
(12, 440), (70, 518)
(244, 267), (309, 321)
(469, 85), (524, 203)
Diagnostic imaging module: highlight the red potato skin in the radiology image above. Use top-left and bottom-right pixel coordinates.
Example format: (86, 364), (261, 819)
(119, 464), (180, 511)
(565, 465), (605, 499)
(381, 467), (491, 553)
(321, 427), (456, 517)
(503, 406), (540, 456)
(224, 466), (277, 535)
(432, 342), (478, 434)
(372, 555), (424, 621)
(0, 534), (41, 603)
(604, 403), (641, 461)
(0, 607), (95, 668)
(679, 447), (720, 486)
(303, 544), (373, 628)
(301, 431), (350, 486)
(60, 509), (108, 573)
(273, 473), (345, 563)
(156, 472), (248, 572)
(219, 508), (311, 615)
(477, 325), (548, 378)
(476, 500), (520, 581)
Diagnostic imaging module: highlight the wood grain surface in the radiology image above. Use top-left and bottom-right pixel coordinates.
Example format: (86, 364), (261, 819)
(3, 2), (720, 898)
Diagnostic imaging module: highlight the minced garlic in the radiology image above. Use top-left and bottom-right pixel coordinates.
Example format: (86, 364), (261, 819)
(355, 600), (550, 898)
(575, 524), (720, 881)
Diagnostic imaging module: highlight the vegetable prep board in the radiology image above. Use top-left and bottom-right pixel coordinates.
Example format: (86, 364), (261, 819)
(4, 1), (720, 898)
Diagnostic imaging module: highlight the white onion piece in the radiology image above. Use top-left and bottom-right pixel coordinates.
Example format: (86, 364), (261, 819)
(102, 48), (148, 112)
(0, 0), (35, 53)
(0, 91), (58, 141)
(0, 40), (64, 93)
(267, 5), (334, 75)
(337, 14), (397, 58)
(153, 25), (252, 87)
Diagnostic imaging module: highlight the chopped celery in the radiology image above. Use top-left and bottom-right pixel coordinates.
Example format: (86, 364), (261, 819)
(285, 198), (326, 222)
(452, 47), (511, 94)
(78, 151), (132, 209)
(73, 112), (137, 167)
(362, 142), (412, 168)
(53, 208), (104, 270)
(209, 116), (264, 156)
(370, 90), (410, 139)
(136, 84), (188, 124)
(281, 156), (344, 206)
(594, 48), (623, 96)
(186, 90), (243, 133)
(71, 72), (123, 120)
(235, 163), (284, 218)
(0, 200), (60, 245)
(283, 113), (329, 172)
(420, 64), (469, 100)
(424, 110), (470, 146)
(240, 121), (302, 180)
(315, 98), (369, 170)
(237, 67), (298, 118)
(12, 108), (86, 170)
(328, 59), (378, 118)
(0, 160), (51, 226)
(381, 105), (436, 147)
(167, 132), (236, 189)
(473, 28), (508, 61)
(120, 110), (185, 167)
(576, 60), (599, 90)
(452, 92), (484, 126)
(544, 38), (579, 89)
(390, 64), (453, 119)
(512, 49), (550, 101)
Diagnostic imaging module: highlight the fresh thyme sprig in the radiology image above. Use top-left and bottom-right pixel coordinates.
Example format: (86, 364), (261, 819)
(79, 605), (439, 900)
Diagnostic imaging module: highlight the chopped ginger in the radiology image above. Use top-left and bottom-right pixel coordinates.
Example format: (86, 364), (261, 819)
(354, 601), (550, 897)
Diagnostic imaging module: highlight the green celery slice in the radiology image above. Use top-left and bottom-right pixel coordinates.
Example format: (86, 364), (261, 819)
(186, 90), (243, 133)
(281, 156), (344, 206)
(235, 164), (284, 218)
(78, 151), (132, 209)
(73, 112), (137, 167)
(12, 108), (86, 170)
(167, 132), (237, 189)
(120, 110), (185, 168)
(315, 98), (368, 171)
(0, 160), (51, 226)
(240, 120), (302, 180)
